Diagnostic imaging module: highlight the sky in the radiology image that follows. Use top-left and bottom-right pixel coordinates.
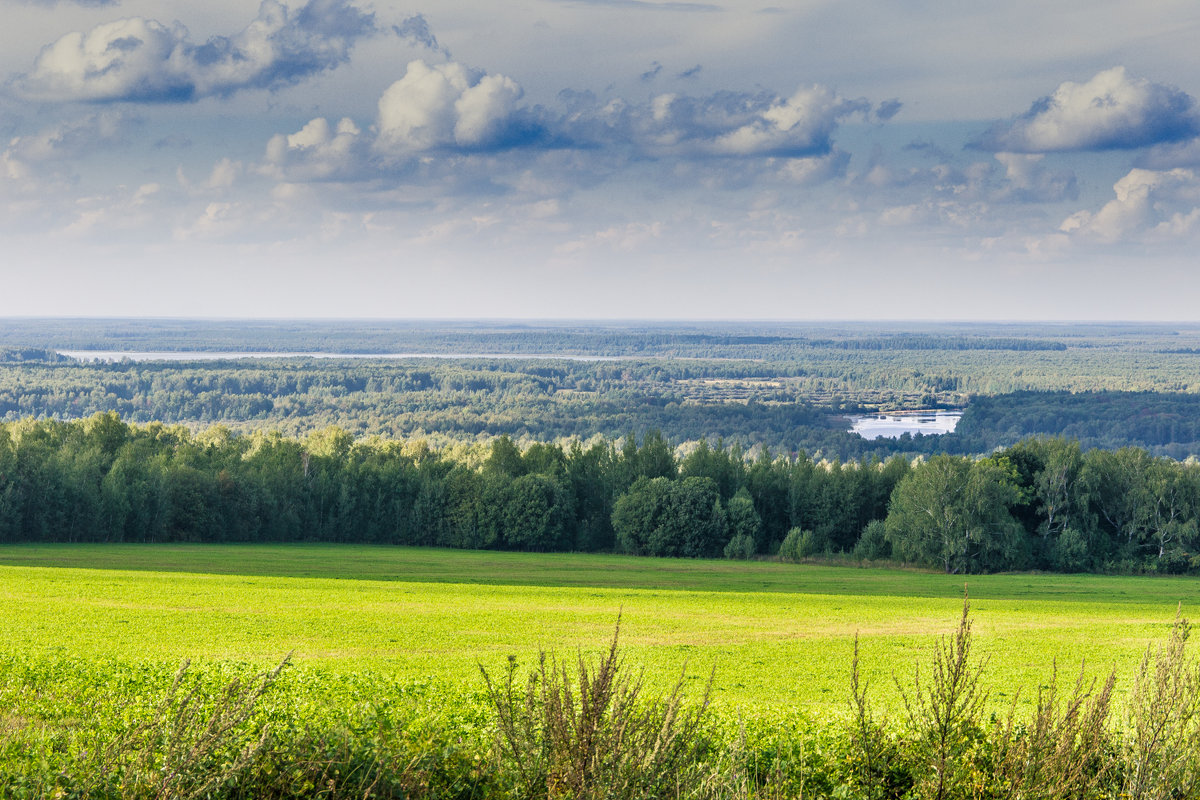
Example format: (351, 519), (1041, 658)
(1, 0), (1199, 320)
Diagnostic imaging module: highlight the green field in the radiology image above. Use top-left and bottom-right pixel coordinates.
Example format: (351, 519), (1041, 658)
(3, 545), (1198, 716)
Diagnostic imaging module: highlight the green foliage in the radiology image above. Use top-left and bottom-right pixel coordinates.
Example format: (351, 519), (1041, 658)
(1122, 611), (1200, 799)
(885, 455), (1027, 574)
(854, 519), (891, 561)
(12, 320), (1200, 462)
(480, 621), (713, 800)
(896, 598), (989, 800)
(611, 476), (727, 558)
(723, 533), (756, 560)
(4, 412), (1200, 573)
(777, 527), (825, 562)
(5, 585), (1200, 798)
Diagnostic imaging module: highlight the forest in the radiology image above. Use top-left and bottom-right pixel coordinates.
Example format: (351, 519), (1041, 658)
(3, 319), (1200, 575)
(4, 317), (1200, 458)
(1, 413), (1197, 574)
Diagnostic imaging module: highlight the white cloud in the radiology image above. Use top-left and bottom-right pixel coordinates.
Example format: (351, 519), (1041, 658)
(204, 157), (242, 191)
(978, 67), (1200, 153)
(19, 0), (375, 102)
(1060, 167), (1200, 243)
(777, 150), (849, 185)
(455, 74), (524, 147)
(1139, 137), (1200, 169)
(623, 87), (868, 157)
(375, 60), (523, 153)
(264, 116), (365, 180)
(556, 221), (664, 254)
(61, 181), (160, 237)
(711, 87), (850, 156)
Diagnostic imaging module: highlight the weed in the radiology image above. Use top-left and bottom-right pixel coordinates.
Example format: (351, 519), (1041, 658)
(991, 661), (1116, 799)
(895, 595), (987, 800)
(84, 655), (289, 799)
(1122, 607), (1200, 800)
(480, 618), (713, 800)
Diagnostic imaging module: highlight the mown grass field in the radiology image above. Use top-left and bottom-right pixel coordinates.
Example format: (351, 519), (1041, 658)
(2, 544), (1198, 715)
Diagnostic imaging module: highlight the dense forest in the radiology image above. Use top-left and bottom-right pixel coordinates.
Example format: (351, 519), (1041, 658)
(7, 354), (1200, 457)
(2, 413), (1197, 574)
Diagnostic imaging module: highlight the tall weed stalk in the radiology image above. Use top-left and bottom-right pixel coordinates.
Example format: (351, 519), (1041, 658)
(990, 661), (1116, 799)
(895, 596), (987, 800)
(84, 655), (289, 799)
(480, 619), (713, 800)
(1123, 607), (1200, 800)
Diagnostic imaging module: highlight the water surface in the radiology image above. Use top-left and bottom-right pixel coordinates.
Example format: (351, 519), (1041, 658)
(848, 410), (962, 440)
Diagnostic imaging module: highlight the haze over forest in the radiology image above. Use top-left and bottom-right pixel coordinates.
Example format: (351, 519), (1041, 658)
(1, 0), (1199, 319)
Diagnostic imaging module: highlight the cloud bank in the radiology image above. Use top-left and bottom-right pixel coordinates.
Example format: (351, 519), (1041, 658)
(19, 0), (376, 102)
(263, 54), (886, 183)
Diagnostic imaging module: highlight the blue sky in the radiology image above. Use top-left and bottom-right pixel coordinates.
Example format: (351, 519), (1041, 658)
(2, 0), (1199, 319)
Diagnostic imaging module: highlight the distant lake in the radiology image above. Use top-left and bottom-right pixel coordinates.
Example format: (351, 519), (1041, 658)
(58, 350), (628, 363)
(848, 410), (962, 440)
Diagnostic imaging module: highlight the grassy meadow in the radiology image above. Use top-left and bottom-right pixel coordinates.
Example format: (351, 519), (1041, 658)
(2, 544), (1197, 715)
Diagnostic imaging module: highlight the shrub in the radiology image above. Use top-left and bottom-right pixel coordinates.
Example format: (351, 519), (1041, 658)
(778, 527), (825, 562)
(991, 662), (1116, 799)
(895, 597), (988, 800)
(723, 533), (756, 560)
(854, 519), (891, 561)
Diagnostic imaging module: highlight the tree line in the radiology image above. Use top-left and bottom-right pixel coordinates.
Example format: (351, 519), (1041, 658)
(2, 413), (1198, 573)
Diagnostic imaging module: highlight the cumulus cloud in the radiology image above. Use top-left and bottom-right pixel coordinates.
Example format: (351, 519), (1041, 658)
(375, 60), (527, 153)
(0, 112), (136, 229)
(673, 87), (861, 156)
(264, 116), (366, 180)
(565, 86), (872, 158)
(1139, 138), (1200, 169)
(255, 40), (880, 193)
(977, 67), (1200, 153)
(1059, 167), (1200, 243)
(19, 0), (376, 102)
(777, 150), (849, 185)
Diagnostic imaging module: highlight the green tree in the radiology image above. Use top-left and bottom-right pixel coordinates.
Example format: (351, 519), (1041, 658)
(502, 473), (572, 551)
(886, 455), (1026, 573)
(725, 487), (762, 553)
(612, 476), (672, 556)
(611, 476), (726, 558)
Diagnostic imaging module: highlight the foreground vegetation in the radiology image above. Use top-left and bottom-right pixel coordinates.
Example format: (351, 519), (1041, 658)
(3, 577), (1200, 798)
